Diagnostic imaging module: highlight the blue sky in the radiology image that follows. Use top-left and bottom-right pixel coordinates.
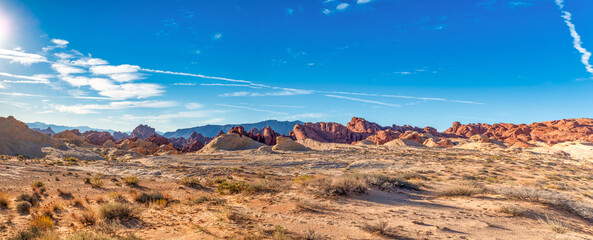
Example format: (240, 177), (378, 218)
(0, 0), (592, 132)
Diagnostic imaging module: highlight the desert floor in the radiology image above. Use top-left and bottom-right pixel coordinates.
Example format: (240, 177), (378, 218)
(1, 143), (593, 240)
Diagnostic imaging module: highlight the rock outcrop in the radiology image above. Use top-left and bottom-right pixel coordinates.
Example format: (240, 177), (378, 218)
(54, 129), (88, 143)
(445, 118), (593, 145)
(130, 124), (158, 139)
(0, 116), (65, 158)
(290, 117), (441, 145)
(82, 131), (115, 146)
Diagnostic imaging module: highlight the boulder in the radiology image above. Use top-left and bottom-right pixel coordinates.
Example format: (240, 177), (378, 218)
(470, 134), (490, 143)
(272, 136), (310, 151)
(83, 131), (115, 145)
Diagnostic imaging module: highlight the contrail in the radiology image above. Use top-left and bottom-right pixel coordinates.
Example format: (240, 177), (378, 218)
(555, 0), (593, 76)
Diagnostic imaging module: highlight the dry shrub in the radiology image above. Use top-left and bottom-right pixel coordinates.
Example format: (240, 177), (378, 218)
(498, 204), (529, 217)
(17, 201), (32, 214)
(224, 209), (250, 223)
(90, 174), (103, 188)
(30, 215), (53, 232)
(121, 176), (139, 186)
(99, 203), (138, 222)
(361, 220), (400, 238)
(134, 191), (165, 204)
(496, 187), (593, 222)
(78, 210), (97, 226)
(538, 216), (568, 233)
(314, 175), (367, 197)
(31, 181), (44, 189)
(0, 192), (9, 209)
(178, 177), (203, 189)
(17, 193), (39, 206)
(58, 189), (74, 199)
(437, 182), (485, 197)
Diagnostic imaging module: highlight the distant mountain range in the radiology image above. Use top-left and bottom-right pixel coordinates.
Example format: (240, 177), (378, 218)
(163, 120), (303, 138)
(26, 122), (123, 134)
(26, 120), (303, 139)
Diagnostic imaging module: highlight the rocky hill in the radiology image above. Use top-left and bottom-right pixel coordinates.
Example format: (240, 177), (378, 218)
(0, 116), (66, 158)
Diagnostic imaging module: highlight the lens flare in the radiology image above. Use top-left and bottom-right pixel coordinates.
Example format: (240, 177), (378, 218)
(0, 11), (10, 46)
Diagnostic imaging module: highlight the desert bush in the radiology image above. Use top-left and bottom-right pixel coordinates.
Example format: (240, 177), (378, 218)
(16, 193), (38, 206)
(302, 229), (322, 240)
(538, 216), (568, 233)
(244, 180), (281, 194)
(63, 157), (80, 166)
(16, 201), (32, 214)
(58, 189), (74, 199)
(293, 174), (315, 184)
(90, 174), (103, 188)
(224, 209), (250, 223)
(313, 175), (367, 197)
(0, 192), (9, 209)
(362, 174), (419, 191)
(134, 191), (165, 204)
(99, 203), (138, 222)
(30, 215), (53, 232)
(178, 177), (202, 189)
(31, 181), (44, 189)
(78, 210), (97, 226)
(68, 231), (113, 240)
(216, 180), (247, 195)
(273, 225), (287, 240)
(498, 204), (528, 217)
(121, 176), (139, 186)
(361, 220), (392, 236)
(437, 182), (485, 197)
(495, 187), (593, 222)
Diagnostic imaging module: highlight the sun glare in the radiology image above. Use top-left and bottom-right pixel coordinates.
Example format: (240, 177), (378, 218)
(0, 11), (11, 46)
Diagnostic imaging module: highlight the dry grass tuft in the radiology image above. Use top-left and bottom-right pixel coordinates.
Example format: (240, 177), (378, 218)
(134, 191), (165, 204)
(538, 216), (568, 234)
(437, 182), (485, 197)
(496, 187), (593, 222)
(121, 176), (139, 186)
(498, 204), (529, 217)
(361, 220), (399, 238)
(90, 174), (104, 188)
(16, 201), (32, 214)
(178, 177), (203, 189)
(99, 203), (138, 222)
(0, 192), (9, 209)
(78, 210), (97, 226)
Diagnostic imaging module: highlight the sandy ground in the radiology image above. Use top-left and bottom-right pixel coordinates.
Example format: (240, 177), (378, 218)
(1, 144), (593, 239)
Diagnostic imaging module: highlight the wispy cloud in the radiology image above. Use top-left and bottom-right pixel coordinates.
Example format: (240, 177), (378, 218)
(219, 89), (313, 97)
(0, 72), (51, 84)
(336, 3), (350, 10)
(0, 49), (48, 65)
(173, 83), (196, 86)
(50, 100), (177, 114)
(509, 1), (533, 8)
(142, 68), (251, 84)
(555, 0), (593, 76)
(216, 104), (287, 114)
(262, 104), (306, 108)
(325, 94), (401, 107)
(323, 91), (484, 105)
(213, 32), (222, 40)
(90, 64), (144, 82)
(185, 102), (204, 110)
(122, 111), (216, 122)
(357, 0), (372, 4)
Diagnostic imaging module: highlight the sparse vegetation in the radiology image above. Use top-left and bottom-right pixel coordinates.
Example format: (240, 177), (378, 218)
(361, 220), (398, 237)
(498, 204), (529, 217)
(16, 194), (39, 206)
(31, 181), (44, 189)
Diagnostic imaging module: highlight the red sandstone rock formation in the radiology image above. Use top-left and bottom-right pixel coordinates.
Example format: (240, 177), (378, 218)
(83, 131), (115, 146)
(130, 124), (158, 139)
(445, 118), (593, 145)
(146, 134), (169, 146)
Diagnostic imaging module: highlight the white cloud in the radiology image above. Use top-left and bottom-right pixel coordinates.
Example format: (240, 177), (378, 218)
(324, 91), (484, 104)
(185, 102), (204, 110)
(325, 94), (401, 107)
(52, 63), (86, 75)
(336, 3), (350, 10)
(51, 100), (177, 114)
(0, 49), (48, 65)
(51, 39), (69, 46)
(213, 32), (222, 40)
(217, 104), (287, 114)
(262, 105), (306, 108)
(90, 64), (143, 82)
(357, 0), (372, 4)
(322, 8), (332, 15)
(291, 113), (326, 119)
(142, 68), (251, 84)
(555, 1), (593, 76)
(0, 82), (5, 89)
(70, 57), (109, 66)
